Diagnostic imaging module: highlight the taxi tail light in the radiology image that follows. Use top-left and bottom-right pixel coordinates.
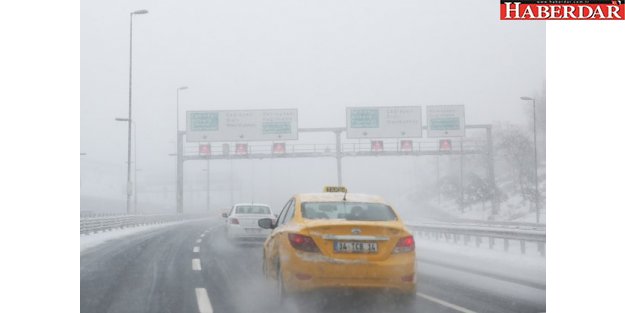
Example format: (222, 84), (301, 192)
(295, 273), (312, 280)
(401, 273), (415, 282)
(393, 235), (415, 254)
(288, 233), (320, 253)
(230, 218), (239, 225)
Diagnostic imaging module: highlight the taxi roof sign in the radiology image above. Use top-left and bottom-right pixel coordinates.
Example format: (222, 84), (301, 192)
(323, 186), (347, 193)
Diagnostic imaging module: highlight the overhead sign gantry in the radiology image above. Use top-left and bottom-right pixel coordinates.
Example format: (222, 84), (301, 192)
(176, 105), (495, 215)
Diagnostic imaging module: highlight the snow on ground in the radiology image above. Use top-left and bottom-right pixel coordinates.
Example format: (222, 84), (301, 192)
(80, 219), (213, 252)
(419, 261), (546, 305)
(415, 236), (545, 288)
(398, 188), (546, 223)
(414, 234), (545, 305)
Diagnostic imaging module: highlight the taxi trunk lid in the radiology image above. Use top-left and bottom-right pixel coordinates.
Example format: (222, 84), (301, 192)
(302, 220), (407, 261)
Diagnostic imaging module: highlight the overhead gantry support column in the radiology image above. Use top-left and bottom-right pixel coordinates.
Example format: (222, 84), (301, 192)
(335, 130), (343, 186)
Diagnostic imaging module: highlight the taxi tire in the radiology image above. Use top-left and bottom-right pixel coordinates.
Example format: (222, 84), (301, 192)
(262, 252), (269, 280)
(276, 263), (288, 304)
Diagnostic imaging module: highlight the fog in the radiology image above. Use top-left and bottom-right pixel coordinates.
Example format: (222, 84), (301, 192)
(81, 0), (545, 217)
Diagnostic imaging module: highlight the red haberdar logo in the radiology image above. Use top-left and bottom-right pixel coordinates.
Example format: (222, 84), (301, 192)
(500, 1), (625, 20)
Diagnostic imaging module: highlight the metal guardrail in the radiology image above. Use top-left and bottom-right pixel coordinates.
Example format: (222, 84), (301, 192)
(408, 223), (546, 256)
(80, 214), (194, 235)
(80, 215), (545, 255)
(415, 219), (546, 230)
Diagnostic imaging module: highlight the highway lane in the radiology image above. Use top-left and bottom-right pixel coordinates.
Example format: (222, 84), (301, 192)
(81, 221), (208, 313)
(81, 219), (545, 313)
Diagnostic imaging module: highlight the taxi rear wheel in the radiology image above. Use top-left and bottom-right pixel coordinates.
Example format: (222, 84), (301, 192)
(262, 251), (270, 279)
(276, 263), (288, 303)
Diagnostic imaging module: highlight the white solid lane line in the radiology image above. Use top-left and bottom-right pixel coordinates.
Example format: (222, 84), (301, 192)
(196, 239), (202, 243)
(192, 259), (202, 271)
(417, 292), (477, 313)
(193, 246), (199, 253)
(195, 288), (213, 313)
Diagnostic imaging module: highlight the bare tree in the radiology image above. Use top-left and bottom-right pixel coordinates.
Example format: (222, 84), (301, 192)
(495, 124), (536, 203)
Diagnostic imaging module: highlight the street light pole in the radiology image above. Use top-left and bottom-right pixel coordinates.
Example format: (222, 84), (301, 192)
(176, 86), (188, 214)
(133, 122), (138, 213)
(126, 9), (148, 214)
(116, 118), (138, 213)
(521, 96), (540, 224)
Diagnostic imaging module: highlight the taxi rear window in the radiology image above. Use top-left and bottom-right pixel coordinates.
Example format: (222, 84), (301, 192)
(301, 202), (397, 221)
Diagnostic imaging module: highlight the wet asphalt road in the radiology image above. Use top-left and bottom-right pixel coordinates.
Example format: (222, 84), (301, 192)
(81, 219), (545, 313)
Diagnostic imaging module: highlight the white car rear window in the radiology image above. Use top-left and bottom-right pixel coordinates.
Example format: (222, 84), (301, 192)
(235, 205), (271, 214)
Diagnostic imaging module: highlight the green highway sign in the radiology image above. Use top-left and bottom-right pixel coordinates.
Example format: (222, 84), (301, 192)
(262, 121), (291, 135)
(430, 117), (460, 131)
(426, 105), (465, 137)
(350, 109), (379, 128)
(188, 112), (219, 131)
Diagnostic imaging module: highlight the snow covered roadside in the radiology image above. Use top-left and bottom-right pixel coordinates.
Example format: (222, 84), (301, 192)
(80, 218), (214, 252)
(416, 237), (545, 289)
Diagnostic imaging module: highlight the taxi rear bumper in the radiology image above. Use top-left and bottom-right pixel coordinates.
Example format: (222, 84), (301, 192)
(280, 250), (417, 294)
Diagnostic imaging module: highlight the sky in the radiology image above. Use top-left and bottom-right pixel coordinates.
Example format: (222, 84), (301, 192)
(80, 0), (545, 213)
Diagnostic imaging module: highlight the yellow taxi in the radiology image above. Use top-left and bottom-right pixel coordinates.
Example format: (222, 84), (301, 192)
(258, 186), (416, 301)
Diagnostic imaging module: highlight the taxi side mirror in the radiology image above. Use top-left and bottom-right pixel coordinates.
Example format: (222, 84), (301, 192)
(221, 212), (228, 218)
(258, 218), (275, 229)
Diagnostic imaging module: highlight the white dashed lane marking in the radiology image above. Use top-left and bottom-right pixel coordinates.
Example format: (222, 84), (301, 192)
(192, 259), (202, 271)
(195, 288), (213, 313)
(200, 234), (205, 238)
(417, 292), (477, 313)
(193, 246), (199, 253)
(206, 225), (221, 233)
(196, 239), (202, 243)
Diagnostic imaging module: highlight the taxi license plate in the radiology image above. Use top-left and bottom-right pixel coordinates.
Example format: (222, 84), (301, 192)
(333, 241), (378, 253)
(245, 228), (261, 233)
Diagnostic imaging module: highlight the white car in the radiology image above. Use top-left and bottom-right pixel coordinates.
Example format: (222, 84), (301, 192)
(223, 203), (275, 241)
